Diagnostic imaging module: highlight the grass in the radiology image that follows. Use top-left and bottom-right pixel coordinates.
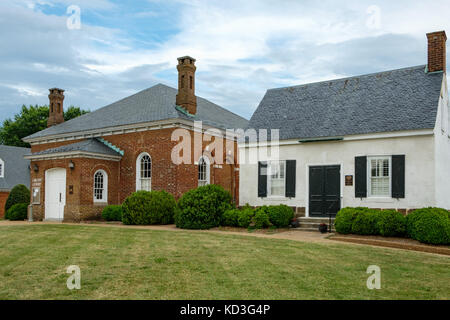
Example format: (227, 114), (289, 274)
(0, 224), (449, 300)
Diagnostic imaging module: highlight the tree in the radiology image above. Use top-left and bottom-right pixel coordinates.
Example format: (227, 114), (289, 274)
(0, 105), (89, 148)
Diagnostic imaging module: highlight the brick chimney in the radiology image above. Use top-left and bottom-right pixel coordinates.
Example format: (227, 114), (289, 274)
(176, 56), (197, 115)
(47, 88), (65, 127)
(427, 31), (447, 73)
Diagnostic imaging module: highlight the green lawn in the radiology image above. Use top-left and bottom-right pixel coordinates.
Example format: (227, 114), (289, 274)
(0, 225), (448, 300)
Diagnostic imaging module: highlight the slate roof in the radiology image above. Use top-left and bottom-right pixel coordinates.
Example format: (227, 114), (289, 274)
(31, 139), (122, 158)
(0, 145), (30, 191)
(247, 65), (444, 141)
(25, 84), (248, 141)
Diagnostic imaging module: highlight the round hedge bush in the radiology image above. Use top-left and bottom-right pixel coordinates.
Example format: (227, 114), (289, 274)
(253, 207), (271, 229)
(222, 209), (240, 227)
(175, 185), (233, 229)
(5, 184), (30, 213)
(351, 209), (380, 235)
(5, 203), (28, 221)
(122, 190), (176, 225)
(237, 207), (255, 228)
(102, 205), (123, 222)
(267, 205), (294, 228)
(406, 208), (450, 245)
(335, 208), (360, 234)
(376, 210), (406, 237)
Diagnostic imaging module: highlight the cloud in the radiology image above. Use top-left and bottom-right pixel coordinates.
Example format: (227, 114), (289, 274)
(0, 0), (449, 124)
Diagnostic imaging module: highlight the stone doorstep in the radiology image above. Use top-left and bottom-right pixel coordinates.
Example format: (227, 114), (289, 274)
(330, 236), (450, 256)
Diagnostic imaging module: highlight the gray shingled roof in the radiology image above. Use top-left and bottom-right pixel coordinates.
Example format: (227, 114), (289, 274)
(25, 84), (248, 140)
(31, 139), (122, 157)
(247, 65), (444, 141)
(0, 145), (30, 191)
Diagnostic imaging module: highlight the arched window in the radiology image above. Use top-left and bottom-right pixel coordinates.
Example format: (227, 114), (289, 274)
(0, 158), (4, 178)
(93, 170), (108, 203)
(136, 153), (152, 191)
(198, 156), (210, 187)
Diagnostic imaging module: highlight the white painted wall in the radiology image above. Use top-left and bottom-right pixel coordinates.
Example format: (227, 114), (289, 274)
(239, 133), (438, 215)
(433, 74), (450, 209)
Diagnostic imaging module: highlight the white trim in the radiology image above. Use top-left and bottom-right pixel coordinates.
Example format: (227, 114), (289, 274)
(305, 163), (343, 218)
(24, 151), (122, 162)
(136, 152), (152, 191)
(24, 118), (241, 145)
(239, 129), (434, 148)
(93, 169), (108, 203)
(0, 158), (4, 178)
(197, 156), (211, 186)
(367, 156), (392, 198)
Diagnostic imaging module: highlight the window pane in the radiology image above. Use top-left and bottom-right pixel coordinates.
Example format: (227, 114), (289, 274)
(269, 161), (286, 196)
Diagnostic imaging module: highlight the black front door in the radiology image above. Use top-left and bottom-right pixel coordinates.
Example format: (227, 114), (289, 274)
(309, 165), (341, 217)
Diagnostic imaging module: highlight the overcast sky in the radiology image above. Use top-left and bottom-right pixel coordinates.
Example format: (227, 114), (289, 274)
(0, 0), (449, 123)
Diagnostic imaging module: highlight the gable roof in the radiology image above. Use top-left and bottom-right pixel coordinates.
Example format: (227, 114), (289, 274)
(0, 145), (30, 191)
(29, 139), (122, 159)
(24, 84), (248, 141)
(247, 65), (444, 141)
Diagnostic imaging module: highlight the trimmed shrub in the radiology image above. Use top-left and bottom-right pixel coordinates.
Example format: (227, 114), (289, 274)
(376, 210), (406, 237)
(351, 209), (380, 235)
(406, 208), (450, 245)
(253, 207), (271, 229)
(5, 184), (30, 213)
(335, 207), (367, 234)
(102, 205), (123, 222)
(222, 209), (240, 227)
(267, 205), (294, 228)
(122, 190), (176, 225)
(237, 207), (255, 228)
(5, 203), (28, 221)
(175, 185), (233, 229)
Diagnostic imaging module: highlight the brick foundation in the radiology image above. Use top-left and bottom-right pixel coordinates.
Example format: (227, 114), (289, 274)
(0, 191), (9, 218)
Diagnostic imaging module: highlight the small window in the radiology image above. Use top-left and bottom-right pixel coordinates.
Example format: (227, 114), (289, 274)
(198, 157), (210, 186)
(57, 103), (61, 113)
(268, 161), (286, 197)
(190, 76), (193, 89)
(181, 75), (185, 89)
(136, 153), (152, 191)
(50, 103), (54, 113)
(94, 170), (108, 203)
(368, 157), (391, 197)
(0, 158), (4, 178)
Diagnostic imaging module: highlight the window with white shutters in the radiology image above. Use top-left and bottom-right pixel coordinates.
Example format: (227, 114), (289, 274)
(368, 157), (391, 197)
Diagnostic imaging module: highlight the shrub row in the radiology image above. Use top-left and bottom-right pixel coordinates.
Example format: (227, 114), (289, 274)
(5, 203), (28, 221)
(4, 184), (30, 220)
(335, 207), (450, 245)
(222, 204), (294, 229)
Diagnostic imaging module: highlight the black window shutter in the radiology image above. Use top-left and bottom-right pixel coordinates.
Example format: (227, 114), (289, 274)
(285, 160), (296, 198)
(355, 156), (367, 198)
(258, 162), (268, 198)
(392, 155), (405, 198)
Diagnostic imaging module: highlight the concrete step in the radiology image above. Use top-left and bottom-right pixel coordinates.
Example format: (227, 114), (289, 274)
(297, 217), (335, 224)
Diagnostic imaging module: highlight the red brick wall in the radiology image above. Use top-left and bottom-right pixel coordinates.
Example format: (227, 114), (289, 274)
(0, 192), (9, 218)
(29, 126), (239, 221)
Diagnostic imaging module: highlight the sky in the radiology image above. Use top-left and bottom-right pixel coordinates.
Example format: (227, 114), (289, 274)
(0, 0), (449, 123)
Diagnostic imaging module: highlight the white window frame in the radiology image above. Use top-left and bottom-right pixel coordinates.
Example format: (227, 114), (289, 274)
(198, 156), (210, 187)
(267, 160), (286, 198)
(367, 156), (392, 198)
(93, 169), (108, 203)
(136, 152), (152, 191)
(0, 158), (4, 178)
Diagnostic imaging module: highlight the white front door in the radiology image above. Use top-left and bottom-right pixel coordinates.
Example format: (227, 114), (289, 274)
(45, 168), (66, 221)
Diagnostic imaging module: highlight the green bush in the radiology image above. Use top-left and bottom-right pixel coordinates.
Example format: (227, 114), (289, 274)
(102, 205), (123, 222)
(5, 184), (30, 213)
(122, 190), (176, 225)
(5, 203), (28, 221)
(376, 210), (406, 237)
(175, 185), (233, 229)
(335, 207), (368, 234)
(253, 207), (271, 229)
(406, 208), (450, 245)
(267, 205), (294, 228)
(222, 209), (240, 227)
(351, 209), (380, 235)
(237, 207), (255, 228)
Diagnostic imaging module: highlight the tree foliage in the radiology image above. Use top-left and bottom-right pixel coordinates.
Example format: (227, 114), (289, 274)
(0, 105), (89, 147)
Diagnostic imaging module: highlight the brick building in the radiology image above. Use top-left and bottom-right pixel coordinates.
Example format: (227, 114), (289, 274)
(24, 56), (248, 222)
